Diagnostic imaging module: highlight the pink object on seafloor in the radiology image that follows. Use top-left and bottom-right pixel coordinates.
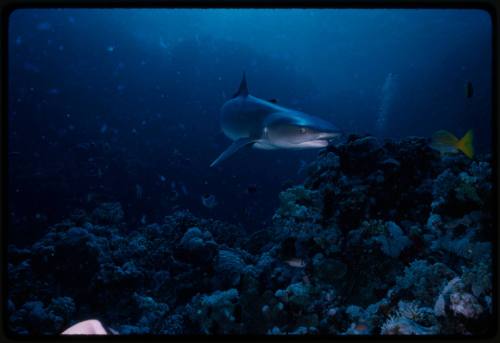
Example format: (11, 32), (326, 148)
(61, 319), (108, 335)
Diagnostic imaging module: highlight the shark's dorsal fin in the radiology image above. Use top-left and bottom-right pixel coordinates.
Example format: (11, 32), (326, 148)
(233, 72), (249, 98)
(210, 137), (255, 167)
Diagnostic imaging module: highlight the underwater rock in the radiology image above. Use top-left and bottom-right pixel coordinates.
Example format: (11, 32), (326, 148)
(8, 299), (16, 315)
(29, 226), (106, 302)
(10, 301), (66, 335)
(92, 260), (146, 309)
(449, 292), (482, 319)
(378, 157), (400, 174)
(187, 288), (241, 334)
(431, 159), (491, 217)
(117, 325), (149, 335)
(394, 260), (456, 307)
(159, 314), (185, 335)
(7, 134), (492, 336)
(175, 227), (218, 266)
(341, 135), (385, 175)
(206, 220), (247, 248)
(304, 151), (341, 189)
(48, 297), (76, 323)
(91, 202), (124, 225)
(8, 245), (32, 264)
(343, 322), (371, 335)
(132, 293), (170, 333)
(425, 213), (442, 233)
(268, 326), (284, 335)
(341, 299), (391, 335)
(461, 262), (492, 298)
(214, 249), (248, 288)
(434, 277), (483, 319)
(312, 254), (347, 283)
(273, 185), (322, 228)
(370, 221), (411, 258)
(286, 282), (313, 309)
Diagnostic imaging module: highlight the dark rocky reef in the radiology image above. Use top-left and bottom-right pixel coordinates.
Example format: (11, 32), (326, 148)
(7, 135), (493, 335)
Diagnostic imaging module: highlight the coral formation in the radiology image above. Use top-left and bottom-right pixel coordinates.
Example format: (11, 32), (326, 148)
(7, 135), (493, 335)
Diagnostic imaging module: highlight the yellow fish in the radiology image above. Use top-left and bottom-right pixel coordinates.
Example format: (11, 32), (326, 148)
(430, 129), (474, 159)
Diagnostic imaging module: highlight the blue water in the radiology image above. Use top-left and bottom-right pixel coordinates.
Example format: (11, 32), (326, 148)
(8, 8), (492, 245)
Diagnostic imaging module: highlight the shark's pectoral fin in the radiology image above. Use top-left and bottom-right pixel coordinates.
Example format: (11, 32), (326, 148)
(210, 137), (255, 167)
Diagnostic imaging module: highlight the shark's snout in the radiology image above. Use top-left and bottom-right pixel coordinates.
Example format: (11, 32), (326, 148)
(305, 116), (340, 136)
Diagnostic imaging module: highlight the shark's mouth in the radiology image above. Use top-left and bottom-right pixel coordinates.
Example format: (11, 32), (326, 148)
(295, 140), (330, 148)
(253, 139), (330, 150)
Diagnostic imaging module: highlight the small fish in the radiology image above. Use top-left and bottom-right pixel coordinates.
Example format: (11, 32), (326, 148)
(201, 193), (218, 209)
(136, 184), (143, 200)
(465, 81), (474, 98)
(36, 22), (51, 31)
(246, 183), (258, 194)
(170, 181), (179, 198)
(160, 36), (167, 49)
(47, 88), (60, 95)
(159, 175), (166, 182)
(285, 258), (306, 268)
(430, 129), (474, 159)
(180, 183), (188, 196)
(354, 323), (369, 332)
(23, 62), (40, 73)
(34, 213), (47, 222)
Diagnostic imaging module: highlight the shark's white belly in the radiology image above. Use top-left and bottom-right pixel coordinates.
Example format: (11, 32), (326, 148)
(253, 138), (329, 150)
(253, 140), (279, 150)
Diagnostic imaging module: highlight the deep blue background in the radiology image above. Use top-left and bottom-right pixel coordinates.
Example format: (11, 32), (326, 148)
(8, 9), (492, 245)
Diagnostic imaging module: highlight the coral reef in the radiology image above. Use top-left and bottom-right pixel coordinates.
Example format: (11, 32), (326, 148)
(7, 135), (493, 335)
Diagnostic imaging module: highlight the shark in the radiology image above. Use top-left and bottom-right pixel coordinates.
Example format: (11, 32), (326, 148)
(210, 73), (341, 167)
